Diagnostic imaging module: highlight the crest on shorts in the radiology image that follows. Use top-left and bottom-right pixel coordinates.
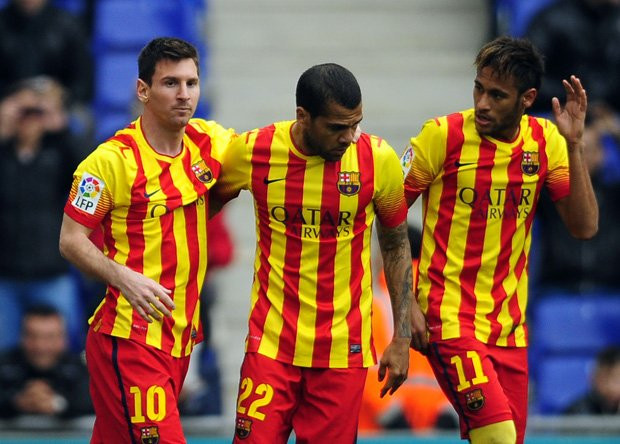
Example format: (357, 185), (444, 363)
(337, 171), (361, 196)
(140, 425), (160, 444)
(521, 151), (540, 176)
(235, 417), (253, 439)
(192, 160), (213, 184)
(465, 388), (485, 411)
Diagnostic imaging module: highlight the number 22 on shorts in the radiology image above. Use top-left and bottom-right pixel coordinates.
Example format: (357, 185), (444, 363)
(236, 377), (274, 421)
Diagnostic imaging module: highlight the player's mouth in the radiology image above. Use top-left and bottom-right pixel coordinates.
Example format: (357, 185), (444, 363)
(475, 113), (492, 128)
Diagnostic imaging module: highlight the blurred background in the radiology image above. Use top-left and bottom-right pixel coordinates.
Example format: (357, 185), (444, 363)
(1, 0), (619, 442)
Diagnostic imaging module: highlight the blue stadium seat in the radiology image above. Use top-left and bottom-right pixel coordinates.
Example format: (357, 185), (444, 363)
(94, 0), (204, 51)
(530, 294), (620, 355)
(528, 293), (620, 414)
(94, 51), (138, 111)
(495, 0), (558, 36)
(533, 355), (595, 414)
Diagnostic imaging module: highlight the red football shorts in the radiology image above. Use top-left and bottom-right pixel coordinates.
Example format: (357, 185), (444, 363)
(85, 328), (190, 444)
(233, 352), (367, 444)
(427, 337), (528, 443)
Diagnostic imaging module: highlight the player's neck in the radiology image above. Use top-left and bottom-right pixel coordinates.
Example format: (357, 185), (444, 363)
(140, 115), (185, 156)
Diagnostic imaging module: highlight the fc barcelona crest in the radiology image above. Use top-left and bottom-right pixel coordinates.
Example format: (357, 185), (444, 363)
(140, 425), (160, 444)
(337, 171), (361, 196)
(521, 151), (540, 176)
(235, 417), (253, 440)
(465, 388), (485, 411)
(191, 160), (213, 184)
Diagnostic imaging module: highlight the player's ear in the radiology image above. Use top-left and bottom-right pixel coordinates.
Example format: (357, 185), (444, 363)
(296, 106), (310, 125)
(521, 88), (537, 109)
(137, 79), (150, 104)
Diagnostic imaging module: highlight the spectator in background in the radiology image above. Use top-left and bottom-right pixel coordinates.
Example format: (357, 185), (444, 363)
(564, 346), (620, 414)
(533, 106), (620, 294)
(525, 0), (620, 115)
(0, 76), (85, 352)
(0, 305), (92, 419)
(0, 0), (93, 107)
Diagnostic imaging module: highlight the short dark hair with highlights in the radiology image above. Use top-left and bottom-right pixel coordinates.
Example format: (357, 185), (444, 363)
(296, 63), (361, 118)
(138, 37), (199, 85)
(475, 36), (545, 94)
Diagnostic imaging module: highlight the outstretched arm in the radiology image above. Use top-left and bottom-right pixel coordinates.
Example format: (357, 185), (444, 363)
(551, 75), (598, 239)
(376, 220), (428, 397)
(59, 214), (175, 322)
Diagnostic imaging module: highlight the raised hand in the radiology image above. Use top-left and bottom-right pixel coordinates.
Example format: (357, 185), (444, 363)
(552, 75), (588, 148)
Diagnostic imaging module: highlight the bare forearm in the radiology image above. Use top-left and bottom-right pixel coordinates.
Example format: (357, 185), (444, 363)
(59, 218), (123, 288)
(377, 220), (412, 339)
(560, 143), (599, 239)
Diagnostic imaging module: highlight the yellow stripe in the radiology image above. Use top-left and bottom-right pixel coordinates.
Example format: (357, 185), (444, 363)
(328, 154), (357, 367)
(293, 161), (323, 366)
(359, 213), (375, 367)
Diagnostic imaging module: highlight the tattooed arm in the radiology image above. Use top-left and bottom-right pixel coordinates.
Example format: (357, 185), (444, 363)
(376, 220), (428, 397)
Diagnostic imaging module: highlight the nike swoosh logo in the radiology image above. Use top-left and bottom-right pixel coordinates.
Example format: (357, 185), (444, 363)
(454, 161), (476, 168)
(263, 177), (285, 185)
(144, 189), (161, 198)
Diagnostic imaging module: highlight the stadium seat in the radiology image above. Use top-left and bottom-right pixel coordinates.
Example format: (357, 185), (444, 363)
(94, 51), (138, 111)
(494, 0), (558, 36)
(528, 293), (620, 414)
(94, 0), (204, 51)
(529, 294), (620, 355)
(533, 355), (595, 414)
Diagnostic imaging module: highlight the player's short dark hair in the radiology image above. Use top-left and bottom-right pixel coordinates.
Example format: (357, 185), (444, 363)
(138, 37), (199, 86)
(475, 36), (545, 94)
(596, 346), (620, 369)
(23, 304), (62, 319)
(296, 63), (361, 118)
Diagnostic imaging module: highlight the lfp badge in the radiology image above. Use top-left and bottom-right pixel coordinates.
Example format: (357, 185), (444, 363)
(337, 171), (361, 196)
(72, 172), (105, 215)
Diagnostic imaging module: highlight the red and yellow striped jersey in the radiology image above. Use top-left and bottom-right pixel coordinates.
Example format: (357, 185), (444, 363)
(214, 120), (407, 368)
(64, 117), (234, 357)
(401, 109), (569, 347)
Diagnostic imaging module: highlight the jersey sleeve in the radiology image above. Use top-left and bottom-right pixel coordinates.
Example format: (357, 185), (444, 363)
(63, 143), (118, 229)
(211, 130), (253, 204)
(401, 118), (447, 206)
(192, 118), (236, 163)
(372, 137), (408, 228)
(543, 122), (570, 202)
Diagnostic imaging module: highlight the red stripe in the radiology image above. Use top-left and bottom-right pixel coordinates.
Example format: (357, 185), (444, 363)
(156, 161), (180, 352)
(486, 137), (524, 344)
(246, 125), (277, 354)
(277, 149), (305, 363)
(426, 113), (465, 341)
(347, 135), (375, 366)
(181, 202), (201, 347)
(124, 140), (149, 343)
(93, 214), (119, 328)
(458, 137), (496, 338)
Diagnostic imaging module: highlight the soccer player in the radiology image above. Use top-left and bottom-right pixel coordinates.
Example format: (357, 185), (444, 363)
(213, 63), (428, 443)
(400, 36), (599, 443)
(58, 37), (233, 443)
